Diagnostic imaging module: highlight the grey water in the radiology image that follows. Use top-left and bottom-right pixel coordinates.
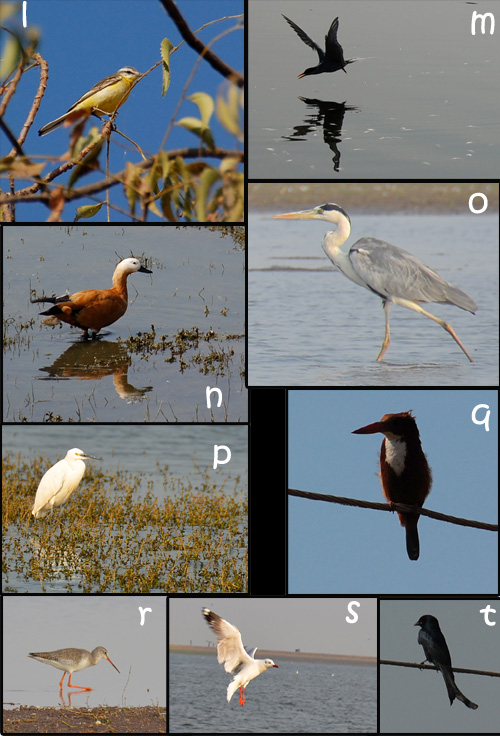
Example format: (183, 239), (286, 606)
(248, 211), (498, 386)
(249, 0), (500, 178)
(169, 654), (376, 733)
(3, 225), (246, 423)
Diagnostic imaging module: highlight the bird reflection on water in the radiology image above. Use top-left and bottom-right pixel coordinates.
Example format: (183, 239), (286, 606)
(282, 98), (360, 172)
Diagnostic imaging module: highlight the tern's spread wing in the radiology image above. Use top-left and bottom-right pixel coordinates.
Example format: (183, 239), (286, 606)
(282, 15), (324, 61)
(324, 18), (345, 64)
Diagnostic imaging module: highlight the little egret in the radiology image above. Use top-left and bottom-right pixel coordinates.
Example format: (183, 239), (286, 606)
(282, 15), (357, 77)
(31, 448), (100, 519)
(274, 203), (477, 362)
(31, 257), (152, 338)
(28, 646), (120, 690)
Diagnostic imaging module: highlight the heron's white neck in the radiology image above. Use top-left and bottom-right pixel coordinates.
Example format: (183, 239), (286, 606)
(321, 215), (368, 290)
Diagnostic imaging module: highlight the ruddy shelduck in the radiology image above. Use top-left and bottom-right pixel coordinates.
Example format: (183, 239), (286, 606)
(31, 257), (152, 338)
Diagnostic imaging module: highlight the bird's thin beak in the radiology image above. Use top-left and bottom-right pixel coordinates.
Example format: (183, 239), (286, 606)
(413, 621), (420, 626)
(352, 421), (385, 434)
(274, 210), (318, 220)
(106, 656), (120, 673)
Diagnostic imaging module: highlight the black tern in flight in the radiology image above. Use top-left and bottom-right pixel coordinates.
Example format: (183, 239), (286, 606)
(282, 15), (356, 78)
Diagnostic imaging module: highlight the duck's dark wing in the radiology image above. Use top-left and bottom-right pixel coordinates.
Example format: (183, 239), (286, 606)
(282, 14), (324, 62)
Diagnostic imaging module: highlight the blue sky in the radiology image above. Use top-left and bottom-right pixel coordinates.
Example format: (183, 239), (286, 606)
(6, 0), (243, 221)
(289, 389), (498, 594)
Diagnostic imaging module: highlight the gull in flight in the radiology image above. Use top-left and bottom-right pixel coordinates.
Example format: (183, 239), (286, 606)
(202, 608), (278, 706)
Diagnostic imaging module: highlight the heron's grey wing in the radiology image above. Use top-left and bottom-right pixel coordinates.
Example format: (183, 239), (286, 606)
(324, 18), (345, 62)
(349, 238), (477, 312)
(282, 15), (324, 61)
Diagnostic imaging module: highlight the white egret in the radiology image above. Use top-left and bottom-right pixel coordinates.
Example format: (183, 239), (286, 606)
(31, 448), (100, 519)
(274, 203), (477, 362)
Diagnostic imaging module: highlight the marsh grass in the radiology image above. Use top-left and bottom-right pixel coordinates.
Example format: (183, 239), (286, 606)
(2, 452), (247, 593)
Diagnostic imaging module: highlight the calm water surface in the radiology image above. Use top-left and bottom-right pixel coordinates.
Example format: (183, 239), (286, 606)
(249, 0), (500, 178)
(169, 654), (376, 733)
(249, 211), (498, 386)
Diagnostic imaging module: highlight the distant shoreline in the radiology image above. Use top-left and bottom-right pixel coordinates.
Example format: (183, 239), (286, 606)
(170, 645), (376, 667)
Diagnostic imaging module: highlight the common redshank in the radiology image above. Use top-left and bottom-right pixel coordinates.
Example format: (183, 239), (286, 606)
(28, 646), (120, 690)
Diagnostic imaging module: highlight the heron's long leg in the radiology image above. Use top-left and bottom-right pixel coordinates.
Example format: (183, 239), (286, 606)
(376, 300), (391, 361)
(391, 297), (474, 363)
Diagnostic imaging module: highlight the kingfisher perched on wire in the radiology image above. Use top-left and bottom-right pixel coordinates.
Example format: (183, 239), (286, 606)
(352, 411), (432, 560)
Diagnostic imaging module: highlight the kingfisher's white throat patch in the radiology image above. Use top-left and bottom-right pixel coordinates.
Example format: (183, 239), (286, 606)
(384, 436), (407, 475)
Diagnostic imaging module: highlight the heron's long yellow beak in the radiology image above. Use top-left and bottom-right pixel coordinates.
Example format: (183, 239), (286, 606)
(274, 209), (318, 220)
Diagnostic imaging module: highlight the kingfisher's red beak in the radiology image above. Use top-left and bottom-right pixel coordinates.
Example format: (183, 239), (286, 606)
(352, 421), (385, 434)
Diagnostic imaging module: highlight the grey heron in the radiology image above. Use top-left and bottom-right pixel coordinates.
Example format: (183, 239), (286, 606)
(282, 15), (356, 77)
(274, 203), (477, 362)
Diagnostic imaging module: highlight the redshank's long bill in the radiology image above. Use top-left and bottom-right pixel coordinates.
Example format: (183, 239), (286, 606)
(28, 646), (120, 690)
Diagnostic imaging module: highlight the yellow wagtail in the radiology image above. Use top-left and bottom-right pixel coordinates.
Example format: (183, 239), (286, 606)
(38, 66), (141, 136)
